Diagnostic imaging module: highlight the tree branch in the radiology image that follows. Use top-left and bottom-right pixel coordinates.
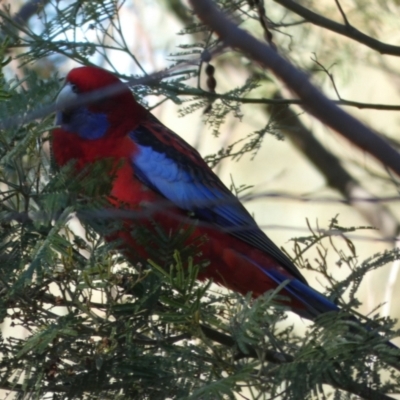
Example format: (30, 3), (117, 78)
(273, 0), (400, 56)
(165, 84), (400, 111)
(188, 0), (400, 178)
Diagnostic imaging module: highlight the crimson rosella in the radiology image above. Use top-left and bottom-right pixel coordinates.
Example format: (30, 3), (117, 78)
(52, 65), (341, 320)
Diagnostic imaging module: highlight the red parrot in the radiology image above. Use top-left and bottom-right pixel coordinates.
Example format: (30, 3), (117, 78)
(52, 65), (341, 321)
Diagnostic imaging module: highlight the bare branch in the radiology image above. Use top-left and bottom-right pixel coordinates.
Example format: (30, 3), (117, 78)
(334, 0), (350, 26)
(188, 0), (400, 178)
(274, 0), (400, 56)
(167, 85), (400, 111)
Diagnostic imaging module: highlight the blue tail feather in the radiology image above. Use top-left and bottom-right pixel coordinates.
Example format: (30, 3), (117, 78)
(260, 267), (339, 320)
(241, 254), (338, 319)
(243, 255), (399, 353)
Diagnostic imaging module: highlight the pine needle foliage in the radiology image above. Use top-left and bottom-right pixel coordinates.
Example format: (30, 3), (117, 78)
(0, 1), (399, 399)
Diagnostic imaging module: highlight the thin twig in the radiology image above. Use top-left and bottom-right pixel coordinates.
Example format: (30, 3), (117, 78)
(334, 0), (350, 26)
(274, 0), (400, 56)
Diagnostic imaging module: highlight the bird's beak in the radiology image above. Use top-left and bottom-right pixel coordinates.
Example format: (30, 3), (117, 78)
(56, 83), (78, 110)
(55, 83), (78, 125)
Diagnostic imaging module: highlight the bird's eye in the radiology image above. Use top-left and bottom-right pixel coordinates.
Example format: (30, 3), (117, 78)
(70, 83), (79, 93)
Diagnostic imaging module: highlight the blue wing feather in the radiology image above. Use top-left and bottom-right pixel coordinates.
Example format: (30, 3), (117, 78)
(129, 117), (308, 284)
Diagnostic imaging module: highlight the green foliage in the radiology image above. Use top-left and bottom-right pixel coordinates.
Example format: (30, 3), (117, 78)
(0, 37), (12, 101)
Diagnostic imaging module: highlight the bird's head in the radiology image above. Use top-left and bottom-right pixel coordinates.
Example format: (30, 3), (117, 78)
(55, 66), (145, 140)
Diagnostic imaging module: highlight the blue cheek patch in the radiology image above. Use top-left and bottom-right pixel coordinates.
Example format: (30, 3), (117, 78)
(57, 107), (110, 140)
